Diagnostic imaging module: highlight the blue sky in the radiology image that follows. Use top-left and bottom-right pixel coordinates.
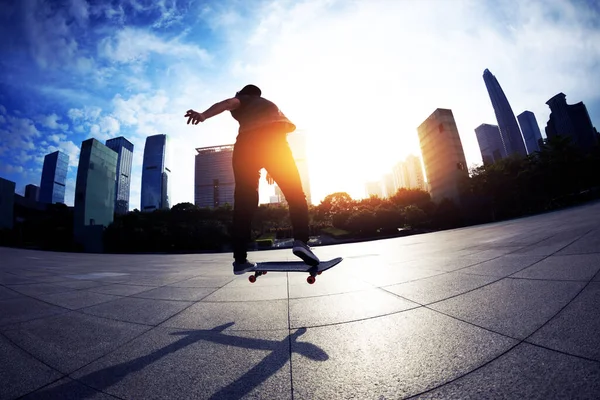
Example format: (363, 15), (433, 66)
(1, 0), (599, 209)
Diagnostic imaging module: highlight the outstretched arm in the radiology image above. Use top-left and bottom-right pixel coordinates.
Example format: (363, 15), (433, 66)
(185, 98), (241, 125)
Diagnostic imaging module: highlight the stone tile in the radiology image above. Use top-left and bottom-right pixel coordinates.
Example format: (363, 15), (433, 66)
(54, 280), (110, 290)
(556, 228), (600, 255)
(419, 343), (600, 399)
(0, 297), (68, 328)
(430, 278), (586, 339)
(513, 228), (592, 256)
(349, 264), (444, 287)
(528, 282), (600, 361)
(291, 307), (516, 399)
(0, 335), (62, 399)
(201, 284), (289, 302)
(460, 255), (546, 277)
(288, 271), (374, 299)
(167, 275), (234, 288)
(0, 285), (21, 300)
(162, 300), (288, 331)
(385, 272), (500, 304)
(0, 272), (36, 284)
(23, 377), (120, 399)
(87, 283), (157, 296)
(72, 327), (292, 400)
(35, 291), (120, 310)
(82, 297), (193, 325)
(7, 282), (76, 297)
(132, 286), (217, 301)
(3, 312), (151, 373)
(512, 254), (600, 281)
(290, 289), (418, 328)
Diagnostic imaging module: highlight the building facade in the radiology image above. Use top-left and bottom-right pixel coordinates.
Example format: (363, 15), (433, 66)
(517, 111), (543, 154)
(73, 139), (118, 251)
(105, 136), (134, 214)
(39, 151), (69, 204)
(483, 69), (527, 157)
(0, 177), (16, 229)
(417, 108), (469, 204)
(475, 123), (506, 164)
(141, 134), (171, 211)
(25, 184), (40, 202)
(365, 180), (384, 198)
(194, 145), (235, 208)
(545, 93), (598, 151)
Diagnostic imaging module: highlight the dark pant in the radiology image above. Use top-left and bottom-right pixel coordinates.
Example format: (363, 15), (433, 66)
(232, 132), (309, 262)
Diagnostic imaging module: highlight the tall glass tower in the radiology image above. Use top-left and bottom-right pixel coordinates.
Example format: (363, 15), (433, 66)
(141, 134), (171, 211)
(73, 139), (118, 252)
(105, 136), (134, 215)
(39, 151), (69, 204)
(483, 69), (527, 157)
(194, 145), (234, 208)
(517, 111), (543, 154)
(475, 123), (506, 164)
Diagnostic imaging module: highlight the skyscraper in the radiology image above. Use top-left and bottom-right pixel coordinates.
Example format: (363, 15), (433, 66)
(105, 136), (134, 215)
(0, 177), (15, 229)
(73, 139), (118, 251)
(517, 111), (543, 154)
(194, 144), (235, 208)
(475, 123), (506, 164)
(483, 69), (527, 157)
(365, 180), (384, 198)
(141, 134), (171, 211)
(39, 151), (69, 204)
(25, 184), (40, 202)
(545, 93), (598, 151)
(417, 109), (468, 204)
(404, 155), (426, 190)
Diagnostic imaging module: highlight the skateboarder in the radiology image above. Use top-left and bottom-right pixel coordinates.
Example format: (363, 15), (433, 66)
(185, 84), (320, 274)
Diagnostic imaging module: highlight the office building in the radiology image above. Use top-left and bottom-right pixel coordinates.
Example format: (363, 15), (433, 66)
(39, 151), (69, 204)
(25, 184), (40, 202)
(417, 108), (468, 204)
(105, 136), (134, 214)
(392, 155), (426, 193)
(141, 134), (171, 211)
(517, 111), (543, 154)
(194, 144), (235, 208)
(73, 139), (118, 252)
(475, 123), (506, 164)
(0, 177), (16, 229)
(365, 180), (384, 198)
(483, 69), (527, 157)
(545, 93), (598, 151)
(383, 173), (395, 198)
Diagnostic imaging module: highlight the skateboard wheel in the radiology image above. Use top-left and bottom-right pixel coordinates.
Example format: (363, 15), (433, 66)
(317, 271), (322, 275)
(307, 276), (316, 284)
(249, 275), (256, 283)
(263, 271), (267, 275)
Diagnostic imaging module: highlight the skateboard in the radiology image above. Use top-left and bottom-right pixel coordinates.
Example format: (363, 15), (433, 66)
(248, 257), (343, 285)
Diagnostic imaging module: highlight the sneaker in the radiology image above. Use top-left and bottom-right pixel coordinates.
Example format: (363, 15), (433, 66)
(232, 260), (257, 275)
(292, 240), (320, 266)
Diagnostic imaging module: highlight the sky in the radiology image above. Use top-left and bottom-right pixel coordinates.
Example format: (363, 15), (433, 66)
(0, 0), (599, 209)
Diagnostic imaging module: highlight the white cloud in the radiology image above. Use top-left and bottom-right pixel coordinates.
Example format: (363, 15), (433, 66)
(38, 113), (69, 130)
(0, 104), (6, 114)
(98, 27), (212, 65)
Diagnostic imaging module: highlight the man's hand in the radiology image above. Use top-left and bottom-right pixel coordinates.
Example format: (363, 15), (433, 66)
(185, 109), (205, 125)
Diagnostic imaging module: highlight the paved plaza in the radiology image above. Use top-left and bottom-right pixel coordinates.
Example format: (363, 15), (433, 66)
(1, 201), (600, 399)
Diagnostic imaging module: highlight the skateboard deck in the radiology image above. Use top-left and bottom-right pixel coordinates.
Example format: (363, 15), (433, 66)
(248, 257), (343, 284)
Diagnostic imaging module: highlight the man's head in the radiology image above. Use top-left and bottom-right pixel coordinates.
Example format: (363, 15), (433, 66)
(236, 84), (261, 97)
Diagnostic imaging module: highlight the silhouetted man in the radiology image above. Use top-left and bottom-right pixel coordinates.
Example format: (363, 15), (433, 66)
(185, 84), (319, 275)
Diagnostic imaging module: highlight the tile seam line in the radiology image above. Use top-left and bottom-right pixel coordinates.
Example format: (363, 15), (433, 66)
(287, 271), (295, 400)
(404, 266), (600, 399)
(401, 231), (600, 399)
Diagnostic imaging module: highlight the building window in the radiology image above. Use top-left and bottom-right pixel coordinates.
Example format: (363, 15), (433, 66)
(438, 123), (444, 133)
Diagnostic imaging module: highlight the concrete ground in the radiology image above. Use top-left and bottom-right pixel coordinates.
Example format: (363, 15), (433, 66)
(1, 201), (600, 399)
